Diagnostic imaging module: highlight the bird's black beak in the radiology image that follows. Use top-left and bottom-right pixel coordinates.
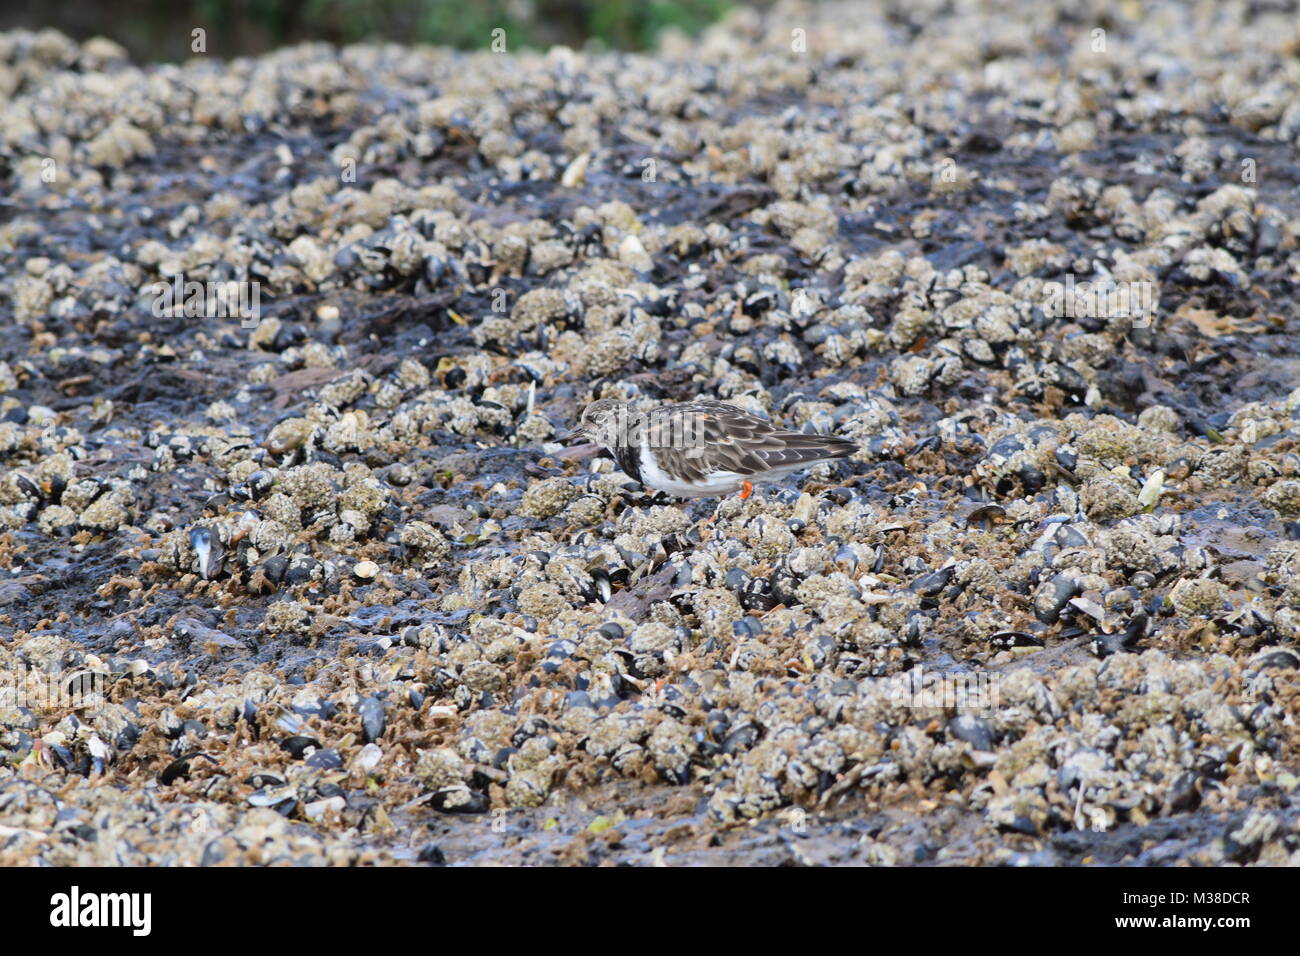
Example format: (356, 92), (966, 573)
(557, 426), (585, 444)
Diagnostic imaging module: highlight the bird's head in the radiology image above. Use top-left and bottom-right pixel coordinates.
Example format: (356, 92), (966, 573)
(562, 398), (629, 448)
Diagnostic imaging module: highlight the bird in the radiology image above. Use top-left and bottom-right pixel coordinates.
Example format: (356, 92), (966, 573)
(562, 398), (857, 514)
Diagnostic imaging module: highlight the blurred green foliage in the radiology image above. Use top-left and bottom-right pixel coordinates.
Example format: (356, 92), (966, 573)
(5, 0), (733, 60)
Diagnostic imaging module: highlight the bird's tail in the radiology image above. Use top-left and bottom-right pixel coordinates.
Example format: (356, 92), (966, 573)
(760, 433), (858, 468)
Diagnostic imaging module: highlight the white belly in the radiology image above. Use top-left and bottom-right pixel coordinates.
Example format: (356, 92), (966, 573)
(638, 439), (745, 498)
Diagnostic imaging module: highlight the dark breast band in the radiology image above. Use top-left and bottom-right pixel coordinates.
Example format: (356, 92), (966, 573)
(613, 443), (643, 484)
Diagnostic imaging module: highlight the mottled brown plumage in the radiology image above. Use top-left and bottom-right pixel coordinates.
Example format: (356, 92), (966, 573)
(567, 399), (857, 500)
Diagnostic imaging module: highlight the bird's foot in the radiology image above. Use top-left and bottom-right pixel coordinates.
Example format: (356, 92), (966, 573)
(706, 481), (754, 527)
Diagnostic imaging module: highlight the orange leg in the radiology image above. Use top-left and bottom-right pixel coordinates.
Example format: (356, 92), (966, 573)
(708, 481), (754, 524)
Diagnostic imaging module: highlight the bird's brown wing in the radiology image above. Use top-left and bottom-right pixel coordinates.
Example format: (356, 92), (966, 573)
(648, 401), (856, 482)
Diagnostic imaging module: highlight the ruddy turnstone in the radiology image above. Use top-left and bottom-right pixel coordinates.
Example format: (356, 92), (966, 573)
(564, 399), (857, 509)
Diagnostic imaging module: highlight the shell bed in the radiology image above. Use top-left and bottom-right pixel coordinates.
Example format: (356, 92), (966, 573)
(1, 0), (1299, 864)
